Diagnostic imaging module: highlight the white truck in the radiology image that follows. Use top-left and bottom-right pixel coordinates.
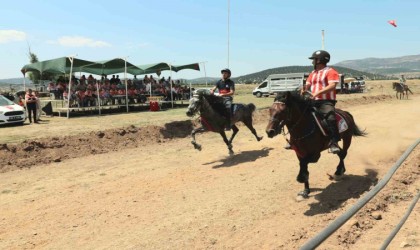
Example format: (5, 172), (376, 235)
(252, 73), (308, 97)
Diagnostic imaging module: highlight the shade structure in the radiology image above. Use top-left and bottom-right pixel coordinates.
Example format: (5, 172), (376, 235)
(80, 58), (139, 75)
(344, 78), (356, 83)
(20, 57), (201, 117)
(127, 62), (200, 75)
(21, 57), (95, 75)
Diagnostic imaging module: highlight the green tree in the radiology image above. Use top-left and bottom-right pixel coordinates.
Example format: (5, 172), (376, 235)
(27, 47), (40, 85)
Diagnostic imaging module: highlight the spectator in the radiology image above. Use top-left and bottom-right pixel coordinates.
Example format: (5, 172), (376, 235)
(47, 82), (58, 99)
(34, 91), (42, 121)
(25, 89), (38, 124)
(87, 74), (94, 84)
(56, 81), (65, 99)
(110, 75), (116, 84)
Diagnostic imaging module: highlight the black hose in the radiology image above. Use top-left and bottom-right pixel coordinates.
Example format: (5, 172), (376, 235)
(379, 192), (419, 250)
(300, 138), (420, 250)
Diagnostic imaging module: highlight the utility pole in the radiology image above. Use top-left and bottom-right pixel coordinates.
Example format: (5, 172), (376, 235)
(227, 0), (230, 68)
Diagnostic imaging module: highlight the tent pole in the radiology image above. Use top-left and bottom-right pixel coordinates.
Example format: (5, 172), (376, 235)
(23, 72), (28, 115)
(190, 80), (192, 99)
(96, 81), (101, 116)
(23, 72), (26, 92)
(203, 62), (208, 87)
(150, 75), (152, 97)
(67, 56), (74, 119)
(170, 63), (173, 108)
(124, 57), (129, 113)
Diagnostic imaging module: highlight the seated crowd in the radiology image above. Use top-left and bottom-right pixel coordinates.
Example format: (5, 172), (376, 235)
(47, 74), (193, 107)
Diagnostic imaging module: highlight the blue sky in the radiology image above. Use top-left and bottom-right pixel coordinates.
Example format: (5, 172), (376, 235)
(0, 0), (419, 79)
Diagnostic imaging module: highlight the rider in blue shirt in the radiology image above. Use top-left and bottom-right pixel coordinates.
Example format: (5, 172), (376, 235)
(211, 68), (235, 130)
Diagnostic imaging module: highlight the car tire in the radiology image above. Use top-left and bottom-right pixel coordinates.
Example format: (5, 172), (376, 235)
(255, 92), (262, 98)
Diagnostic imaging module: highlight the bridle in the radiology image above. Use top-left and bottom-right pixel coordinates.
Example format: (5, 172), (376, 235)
(269, 100), (314, 141)
(188, 96), (202, 117)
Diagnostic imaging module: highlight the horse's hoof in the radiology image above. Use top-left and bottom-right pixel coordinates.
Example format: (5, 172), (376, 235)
(257, 136), (263, 141)
(229, 150), (234, 156)
(192, 144), (202, 151)
(327, 173), (344, 181)
(296, 190), (310, 201)
(296, 195), (306, 202)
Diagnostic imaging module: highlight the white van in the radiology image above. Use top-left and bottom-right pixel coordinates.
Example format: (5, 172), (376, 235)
(252, 73), (308, 97)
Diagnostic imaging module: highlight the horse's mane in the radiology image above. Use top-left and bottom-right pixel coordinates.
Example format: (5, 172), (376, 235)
(201, 94), (228, 115)
(274, 92), (311, 110)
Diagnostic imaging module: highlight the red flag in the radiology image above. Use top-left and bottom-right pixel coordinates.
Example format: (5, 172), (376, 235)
(388, 20), (397, 27)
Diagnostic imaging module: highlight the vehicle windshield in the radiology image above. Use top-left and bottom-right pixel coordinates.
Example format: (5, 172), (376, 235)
(0, 95), (15, 106)
(259, 82), (267, 88)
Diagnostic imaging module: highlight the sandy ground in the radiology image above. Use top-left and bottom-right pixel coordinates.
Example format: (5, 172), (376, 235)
(0, 81), (419, 249)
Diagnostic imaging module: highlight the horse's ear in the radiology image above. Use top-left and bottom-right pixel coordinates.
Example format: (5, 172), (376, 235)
(285, 91), (292, 102)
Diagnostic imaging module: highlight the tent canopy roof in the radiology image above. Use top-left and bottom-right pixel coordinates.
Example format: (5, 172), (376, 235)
(21, 57), (95, 74)
(21, 57), (200, 76)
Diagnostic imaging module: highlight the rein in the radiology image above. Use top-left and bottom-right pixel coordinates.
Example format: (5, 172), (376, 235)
(272, 100), (315, 142)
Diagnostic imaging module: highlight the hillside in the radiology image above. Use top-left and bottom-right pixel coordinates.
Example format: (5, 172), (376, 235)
(186, 77), (219, 85)
(232, 66), (385, 84)
(0, 77), (32, 85)
(335, 54), (420, 76)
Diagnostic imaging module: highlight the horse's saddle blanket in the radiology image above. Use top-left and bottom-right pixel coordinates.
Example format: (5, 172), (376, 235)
(231, 104), (243, 114)
(312, 111), (349, 136)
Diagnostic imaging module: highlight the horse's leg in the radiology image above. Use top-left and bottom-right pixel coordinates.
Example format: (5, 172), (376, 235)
(220, 131), (234, 155)
(191, 127), (205, 151)
(297, 157), (311, 198)
(243, 117), (263, 141)
(228, 124), (239, 144)
(334, 133), (351, 180)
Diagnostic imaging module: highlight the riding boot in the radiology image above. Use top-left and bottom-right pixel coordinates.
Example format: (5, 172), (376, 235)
(225, 108), (232, 131)
(327, 119), (340, 154)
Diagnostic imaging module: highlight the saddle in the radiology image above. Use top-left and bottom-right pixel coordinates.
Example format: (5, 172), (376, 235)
(231, 103), (243, 114)
(310, 107), (349, 136)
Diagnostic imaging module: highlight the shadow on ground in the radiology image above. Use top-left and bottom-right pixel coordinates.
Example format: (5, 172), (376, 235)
(203, 147), (274, 169)
(304, 169), (378, 216)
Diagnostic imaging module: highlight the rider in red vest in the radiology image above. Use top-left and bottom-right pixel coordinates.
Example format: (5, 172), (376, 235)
(210, 68), (235, 130)
(304, 50), (341, 154)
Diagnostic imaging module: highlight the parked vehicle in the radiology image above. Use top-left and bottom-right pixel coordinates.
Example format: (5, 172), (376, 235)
(252, 73), (308, 97)
(337, 76), (366, 94)
(0, 94), (26, 125)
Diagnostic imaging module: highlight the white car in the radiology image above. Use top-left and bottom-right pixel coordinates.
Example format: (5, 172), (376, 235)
(0, 95), (26, 125)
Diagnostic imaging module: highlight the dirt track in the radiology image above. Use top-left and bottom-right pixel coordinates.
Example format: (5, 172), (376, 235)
(0, 92), (419, 249)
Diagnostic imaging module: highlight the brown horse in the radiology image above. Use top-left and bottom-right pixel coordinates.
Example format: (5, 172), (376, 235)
(392, 82), (413, 99)
(265, 92), (366, 199)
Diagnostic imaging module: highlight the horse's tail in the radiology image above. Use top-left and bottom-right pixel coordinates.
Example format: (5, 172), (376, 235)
(247, 103), (256, 113)
(344, 111), (367, 137)
(408, 88), (414, 94)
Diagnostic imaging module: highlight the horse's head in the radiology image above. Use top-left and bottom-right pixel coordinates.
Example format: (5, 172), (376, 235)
(266, 92), (291, 138)
(186, 95), (202, 117)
